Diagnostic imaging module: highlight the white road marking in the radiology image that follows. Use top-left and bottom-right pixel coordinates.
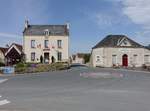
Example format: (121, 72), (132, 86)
(0, 79), (8, 84)
(0, 79), (10, 106)
(0, 99), (10, 106)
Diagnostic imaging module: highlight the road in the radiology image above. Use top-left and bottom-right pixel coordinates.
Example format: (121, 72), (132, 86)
(0, 66), (150, 111)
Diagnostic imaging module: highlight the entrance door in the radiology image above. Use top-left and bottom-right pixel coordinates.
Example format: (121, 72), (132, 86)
(44, 53), (49, 64)
(122, 54), (128, 67)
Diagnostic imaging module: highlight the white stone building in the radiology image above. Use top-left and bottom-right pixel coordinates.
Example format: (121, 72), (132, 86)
(71, 53), (86, 64)
(23, 21), (69, 63)
(90, 35), (150, 67)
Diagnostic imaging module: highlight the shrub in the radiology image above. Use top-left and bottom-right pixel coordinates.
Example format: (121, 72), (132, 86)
(0, 62), (5, 67)
(142, 64), (147, 69)
(15, 67), (26, 73)
(84, 54), (91, 64)
(16, 62), (27, 68)
(49, 62), (69, 71)
(15, 62), (28, 73)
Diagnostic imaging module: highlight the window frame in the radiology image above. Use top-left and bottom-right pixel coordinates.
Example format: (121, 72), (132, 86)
(133, 54), (138, 64)
(144, 55), (150, 64)
(44, 40), (49, 48)
(44, 29), (49, 36)
(57, 40), (62, 48)
(57, 52), (62, 61)
(96, 55), (100, 62)
(31, 52), (35, 61)
(31, 40), (36, 48)
(112, 55), (117, 65)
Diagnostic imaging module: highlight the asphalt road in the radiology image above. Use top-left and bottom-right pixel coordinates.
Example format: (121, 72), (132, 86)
(0, 66), (150, 111)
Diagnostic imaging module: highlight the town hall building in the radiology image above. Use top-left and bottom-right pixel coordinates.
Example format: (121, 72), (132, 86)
(90, 35), (150, 67)
(23, 21), (69, 64)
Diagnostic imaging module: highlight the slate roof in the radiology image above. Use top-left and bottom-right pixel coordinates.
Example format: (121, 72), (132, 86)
(0, 47), (8, 54)
(23, 25), (69, 36)
(12, 43), (23, 53)
(93, 35), (144, 49)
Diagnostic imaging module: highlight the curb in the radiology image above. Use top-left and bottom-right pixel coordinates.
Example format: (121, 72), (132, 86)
(112, 68), (150, 74)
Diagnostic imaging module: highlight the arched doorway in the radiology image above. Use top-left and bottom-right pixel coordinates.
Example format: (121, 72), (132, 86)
(122, 54), (128, 67)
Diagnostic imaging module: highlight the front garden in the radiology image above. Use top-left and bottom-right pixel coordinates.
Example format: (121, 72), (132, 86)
(15, 62), (70, 74)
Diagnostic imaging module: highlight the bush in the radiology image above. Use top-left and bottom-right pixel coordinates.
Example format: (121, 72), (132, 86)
(16, 62), (27, 68)
(0, 62), (5, 67)
(142, 64), (147, 69)
(15, 67), (27, 73)
(15, 62), (28, 73)
(15, 62), (69, 74)
(84, 54), (91, 64)
(47, 62), (69, 71)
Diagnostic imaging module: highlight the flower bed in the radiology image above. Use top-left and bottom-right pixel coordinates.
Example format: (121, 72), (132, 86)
(15, 62), (69, 74)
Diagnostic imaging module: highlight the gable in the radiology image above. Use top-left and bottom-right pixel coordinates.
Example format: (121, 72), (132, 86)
(93, 35), (144, 49)
(5, 44), (22, 56)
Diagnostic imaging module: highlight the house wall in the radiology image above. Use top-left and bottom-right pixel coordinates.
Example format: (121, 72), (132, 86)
(23, 35), (69, 63)
(71, 55), (84, 64)
(0, 50), (5, 63)
(91, 47), (150, 67)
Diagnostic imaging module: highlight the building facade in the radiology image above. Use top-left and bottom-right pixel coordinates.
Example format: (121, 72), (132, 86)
(0, 43), (23, 65)
(90, 35), (150, 67)
(23, 21), (69, 63)
(0, 47), (7, 63)
(71, 53), (90, 64)
(5, 43), (23, 65)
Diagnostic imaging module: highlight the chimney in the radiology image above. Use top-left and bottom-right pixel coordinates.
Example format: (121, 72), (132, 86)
(66, 22), (70, 30)
(25, 20), (29, 29)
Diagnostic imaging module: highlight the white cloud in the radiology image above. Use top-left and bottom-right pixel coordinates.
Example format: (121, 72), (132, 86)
(121, 0), (150, 45)
(122, 0), (150, 28)
(88, 11), (126, 29)
(95, 13), (116, 26)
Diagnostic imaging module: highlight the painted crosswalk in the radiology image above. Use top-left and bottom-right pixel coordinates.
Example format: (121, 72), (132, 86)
(0, 79), (8, 84)
(0, 95), (11, 106)
(0, 99), (10, 106)
(0, 79), (10, 106)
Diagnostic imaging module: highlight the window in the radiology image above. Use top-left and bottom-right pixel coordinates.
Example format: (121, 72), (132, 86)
(133, 55), (138, 64)
(44, 40), (49, 48)
(57, 52), (62, 61)
(144, 55), (150, 64)
(57, 40), (62, 48)
(112, 55), (117, 65)
(96, 56), (100, 62)
(44, 29), (49, 36)
(31, 40), (35, 48)
(31, 52), (35, 61)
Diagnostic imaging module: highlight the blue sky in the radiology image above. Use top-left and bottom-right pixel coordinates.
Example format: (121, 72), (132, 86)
(0, 0), (150, 54)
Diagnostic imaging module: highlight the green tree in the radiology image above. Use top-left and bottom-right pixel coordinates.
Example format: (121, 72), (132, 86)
(84, 54), (91, 63)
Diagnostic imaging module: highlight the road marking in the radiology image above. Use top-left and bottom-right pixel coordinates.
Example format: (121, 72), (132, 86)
(0, 99), (10, 106)
(0, 79), (8, 84)
(0, 79), (10, 106)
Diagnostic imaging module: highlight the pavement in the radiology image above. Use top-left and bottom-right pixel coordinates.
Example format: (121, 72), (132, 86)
(0, 66), (150, 111)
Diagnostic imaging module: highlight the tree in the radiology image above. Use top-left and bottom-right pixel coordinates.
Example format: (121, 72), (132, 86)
(84, 54), (91, 63)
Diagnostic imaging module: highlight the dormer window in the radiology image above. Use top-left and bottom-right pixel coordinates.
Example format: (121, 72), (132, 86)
(44, 29), (49, 36)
